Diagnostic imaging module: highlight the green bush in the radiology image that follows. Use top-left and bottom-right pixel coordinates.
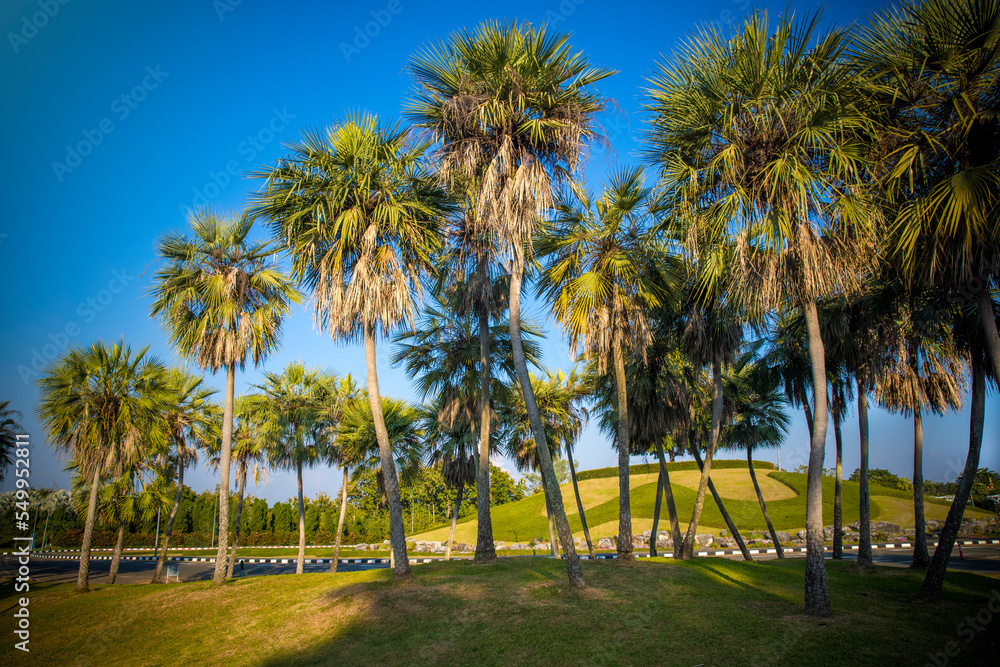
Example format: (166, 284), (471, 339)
(574, 459), (775, 482)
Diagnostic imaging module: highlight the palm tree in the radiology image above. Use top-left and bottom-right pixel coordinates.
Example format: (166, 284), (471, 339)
(319, 375), (360, 572)
(253, 114), (448, 580)
(854, 0), (1000, 383)
(37, 341), (168, 592)
(538, 166), (676, 562)
(392, 287), (542, 558)
(245, 362), (335, 574)
(222, 400), (269, 578)
(920, 295), (998, 598)
(422, 399), (478, 561)
(407, 21), (613, 588)
(337, 393), (426, 568)
(150, 209), (300, 584)
(151, 369), (218, 584)
(724, 350), (791, 557)
(872, 288), (965, 568)
(647, 12), (878, 615)
(0, 401), (23, 483)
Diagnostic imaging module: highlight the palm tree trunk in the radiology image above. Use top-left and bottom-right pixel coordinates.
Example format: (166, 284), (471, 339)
(331, 466), (349, 573)
(801, 296), (832, 617)
(509, 253), (583, 587)
(799, 386), (814, 439)
(692, 446), (752, 561)
(911, 405), (929, 567)
(832, 399), (844, 560)
(227, 464), (247, 579)
(650, 470), (663, 558)
(544, 487), (559, 557)
(106, 521), (126, 584)
(919, 358), (985, 599)
(296, 459), (306, 575)
(857, 384), (873, 568)
(445, 480), (464, 562)
(653, 437), (683, 558)
(212, 363), (235, 585)
(152, 462), (184, 583)
(77, 466), (102, 592)
(364, 322), (410, 579)
(682, 355), (723, 559)
(475, 295), (497, 562)
(748, 447), (783, 558)
(977, 291), (1000, 378)
(611, 339), (634, 562)
(567, 454), (594, 558)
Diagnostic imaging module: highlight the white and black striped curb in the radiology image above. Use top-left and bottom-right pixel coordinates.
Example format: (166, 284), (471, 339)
(18, 554), (442, 565)
(585, 539), (1000, 558)
(33, 544), (356, 554)
(9, 539), (998, 564)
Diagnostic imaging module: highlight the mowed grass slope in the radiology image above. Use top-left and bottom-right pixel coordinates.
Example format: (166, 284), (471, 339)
(2, 558), (996, 666)
(413, 466), (997, 544)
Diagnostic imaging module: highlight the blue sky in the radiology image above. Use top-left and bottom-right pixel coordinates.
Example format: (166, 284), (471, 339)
(1, 0), (996, 503)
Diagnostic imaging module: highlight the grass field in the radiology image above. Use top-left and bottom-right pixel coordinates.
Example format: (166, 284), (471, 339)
(3, 558), (996, 665)
(412, 468), (997, 544)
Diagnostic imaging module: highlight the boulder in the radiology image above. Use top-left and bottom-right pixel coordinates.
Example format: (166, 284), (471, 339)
(925, 520), (941, 532)
(797, 529), (808, 540)
(775, 532), (792, 544)
(655, 537), (674, 549)
(720, 529), (729, 537)
(870, 521), (903, 536)
(694, 534), (714, 548)
(845, 532), (861, 541)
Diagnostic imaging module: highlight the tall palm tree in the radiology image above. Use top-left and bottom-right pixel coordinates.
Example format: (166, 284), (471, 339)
(0, 401), (23, 483)
(538, 166), (676, 562)
(37, 341), (168, 592)
(647, 12), (878, 615)
(919, 295), (998, 598)
(245, 362), (335, 574)
(407, 21), (614, 588)
(150, 209), (300, 584)
(254, 114), (448, 580)
(872, 288), (965, 568)
(393, 286), (542, 558)
(855, 0), (1000, 383)
(151, 369), (218, 584)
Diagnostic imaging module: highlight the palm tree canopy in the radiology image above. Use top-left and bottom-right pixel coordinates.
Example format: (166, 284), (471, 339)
(645, 10), (880, 309)
(537, 165), (680, 371)
(337, 394), (425, 487)
(0, 401), (24, 483)
(37, 341), (169, 478)
(854, 0), (1000, 289)
(407, 21), (615, 254)
(252, 113), (450, 341)
(149, 209), (301, 372)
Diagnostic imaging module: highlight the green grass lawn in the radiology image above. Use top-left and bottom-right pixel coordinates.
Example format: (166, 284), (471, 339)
(2, 558), (996, 665)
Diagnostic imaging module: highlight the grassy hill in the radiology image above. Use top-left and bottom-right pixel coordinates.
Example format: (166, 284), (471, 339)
(412, 463), (997, 544)
(3, 558), (996, 665)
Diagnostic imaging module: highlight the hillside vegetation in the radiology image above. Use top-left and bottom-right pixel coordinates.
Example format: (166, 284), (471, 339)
(412, 464), (996, 544)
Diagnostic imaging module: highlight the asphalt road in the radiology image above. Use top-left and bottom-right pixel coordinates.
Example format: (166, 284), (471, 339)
(5, 543), (998, 584)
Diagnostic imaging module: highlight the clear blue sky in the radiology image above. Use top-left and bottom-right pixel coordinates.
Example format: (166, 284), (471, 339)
(1, 0), (996, 503)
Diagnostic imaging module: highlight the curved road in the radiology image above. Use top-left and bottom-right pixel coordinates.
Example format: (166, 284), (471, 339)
(4, 543), (998, 584)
